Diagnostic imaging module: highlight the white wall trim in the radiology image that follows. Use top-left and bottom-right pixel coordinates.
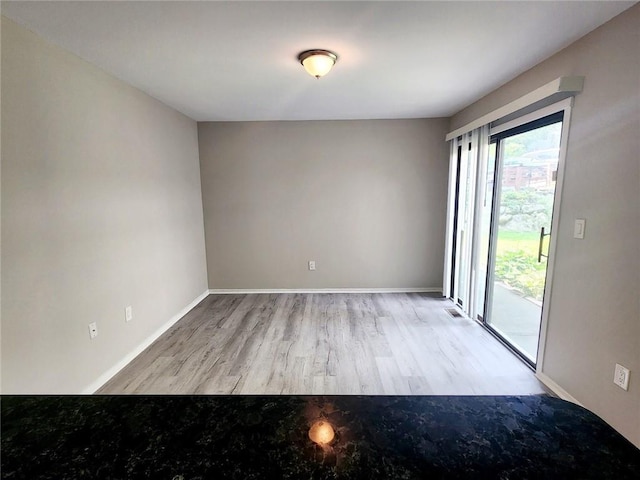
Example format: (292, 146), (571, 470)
(81, 289), (210, 394)
(534, 98), (574, 371)
(208, 287), (443, 295)
(536, 372), (583, 406)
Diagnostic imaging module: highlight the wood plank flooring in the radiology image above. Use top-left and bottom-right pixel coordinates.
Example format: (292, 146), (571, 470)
(99, 293), (546, 395)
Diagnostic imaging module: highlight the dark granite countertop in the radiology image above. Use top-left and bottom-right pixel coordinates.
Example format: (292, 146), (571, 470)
(2, 395), (639, 479)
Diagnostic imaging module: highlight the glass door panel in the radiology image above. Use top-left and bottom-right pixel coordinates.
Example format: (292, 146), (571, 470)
(485, 118), (562, 364)
(455, 141), (472, 308)
(452, 134), (476, 310)
(475, 142), (495, 321)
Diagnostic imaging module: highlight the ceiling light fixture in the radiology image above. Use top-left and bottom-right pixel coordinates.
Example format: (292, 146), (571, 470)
(298, 49), (338, 79)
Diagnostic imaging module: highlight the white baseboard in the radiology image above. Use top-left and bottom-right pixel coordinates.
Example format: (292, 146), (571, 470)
(208, 287), (443, 294)
(535, 372), (583, 406)
(82, 289), (210, 394)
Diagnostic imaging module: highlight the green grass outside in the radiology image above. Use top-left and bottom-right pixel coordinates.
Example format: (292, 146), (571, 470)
(494, 230), (547, 300)
(495, 230), (542, 256)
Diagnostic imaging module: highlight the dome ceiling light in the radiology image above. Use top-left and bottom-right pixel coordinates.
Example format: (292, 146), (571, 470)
(297, 49), (338, 79)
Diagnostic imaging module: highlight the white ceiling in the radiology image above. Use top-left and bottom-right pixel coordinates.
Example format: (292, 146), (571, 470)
(2, 1), (635, 121)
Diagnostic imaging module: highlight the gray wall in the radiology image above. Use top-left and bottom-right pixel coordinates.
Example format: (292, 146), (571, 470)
(198, 119), (449, 290)
(451, 5), (640, 447)
(1, 17), (208, 393)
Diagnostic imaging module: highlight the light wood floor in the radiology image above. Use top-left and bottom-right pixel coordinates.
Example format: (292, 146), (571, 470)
(99, 293), (547, 395)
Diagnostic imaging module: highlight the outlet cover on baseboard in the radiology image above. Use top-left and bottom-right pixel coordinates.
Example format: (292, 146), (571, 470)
(614, 363), (630, 391)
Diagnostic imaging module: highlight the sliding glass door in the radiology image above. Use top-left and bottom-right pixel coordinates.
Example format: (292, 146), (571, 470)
(474, 141), (495, 322)
(444, 101), (571, 369)
(484, 113), (563, 365)
(452, 136), (475, 309)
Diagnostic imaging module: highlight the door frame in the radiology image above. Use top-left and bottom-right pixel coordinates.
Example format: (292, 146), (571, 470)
(487, 98), (573, 371)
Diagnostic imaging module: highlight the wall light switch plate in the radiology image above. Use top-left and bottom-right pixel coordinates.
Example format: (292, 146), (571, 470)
(614, 363), (630, 391)
(88, 322), (98, 339)
(125, 305), (133, 322)
(573, 218), (586, 239)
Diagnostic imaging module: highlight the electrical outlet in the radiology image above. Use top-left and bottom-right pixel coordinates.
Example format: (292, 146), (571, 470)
(614, 363), (630, 391)
(308, 260), (316, 271)
(88, 322), (98, 339)
(125, 305), (133, 322)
